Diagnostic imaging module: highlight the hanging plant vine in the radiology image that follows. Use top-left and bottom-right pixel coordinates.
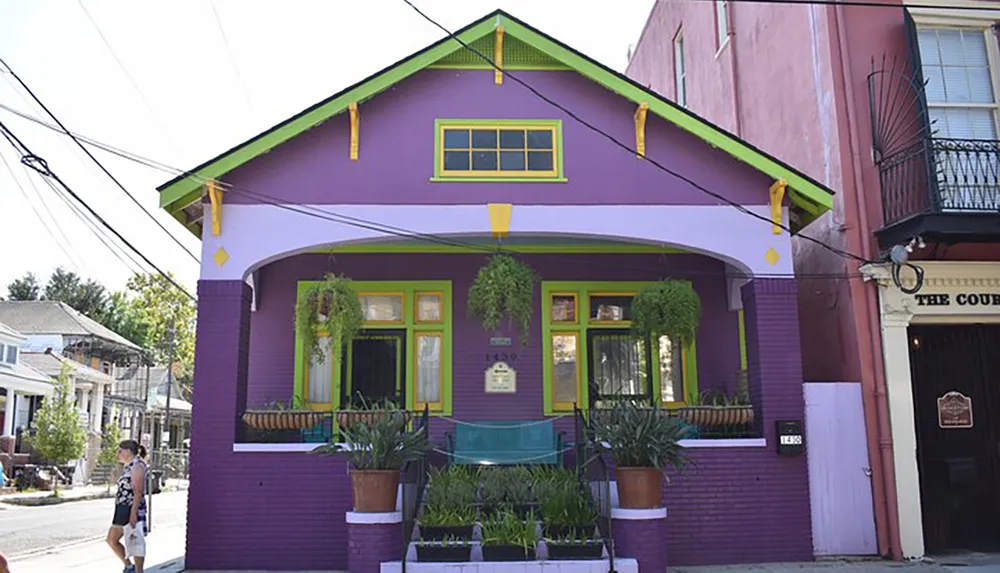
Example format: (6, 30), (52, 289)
(467, 255), (538, 345)
(295, 273), (364, 362)
(631, 280), (701, 343)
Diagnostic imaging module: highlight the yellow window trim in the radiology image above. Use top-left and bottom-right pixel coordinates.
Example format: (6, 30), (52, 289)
(549, 291), (579, 325)
(437, 122), (561, 179)
(357, 291), (406, 325)
(414, 291), (445, 324)
(586, 291), (637, 326)
(550, 330), (582, 412)
(414, 331), (445, 412)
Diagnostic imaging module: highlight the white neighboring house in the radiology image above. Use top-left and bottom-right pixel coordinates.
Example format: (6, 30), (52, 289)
(19, 350), (115, 485)
(0, 322), (53, 457)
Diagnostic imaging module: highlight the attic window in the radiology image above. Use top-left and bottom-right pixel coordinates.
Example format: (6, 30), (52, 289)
(434, 120), (564, 181)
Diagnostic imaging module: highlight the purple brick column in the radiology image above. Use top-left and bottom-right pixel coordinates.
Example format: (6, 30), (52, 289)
(612, 508), (668, 572)
(185, 280), (252, 570)
(347, 512), (404, 573)
(740, 278), (813, 557)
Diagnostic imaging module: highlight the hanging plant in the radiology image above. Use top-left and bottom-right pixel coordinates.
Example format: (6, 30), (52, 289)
(631, 280), (701, 343)
(295, 273), (364, 362)
(467, 255), (538, 345)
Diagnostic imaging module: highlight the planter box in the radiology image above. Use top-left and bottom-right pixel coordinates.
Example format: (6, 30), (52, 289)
(547, 541), (604, 560)
(242, 410), (326, 431)
(419, 524), (474, 541)
(336, 410), (410, 429)
(482, 544), (536, 562)
(415, 543), (473, 562)
(544, 524), (594, 539)
(677, 405), (754, 427)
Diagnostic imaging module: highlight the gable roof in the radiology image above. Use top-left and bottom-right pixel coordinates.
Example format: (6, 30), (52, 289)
(0, 301), (142, 352)
(158, 10), (834, 234)
(20, 351), (116, 387)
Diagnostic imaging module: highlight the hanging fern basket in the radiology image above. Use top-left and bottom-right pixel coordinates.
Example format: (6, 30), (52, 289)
(467, 255), (538, 345)
(631, 280), (702, 343)
(295, 273), (364, 363)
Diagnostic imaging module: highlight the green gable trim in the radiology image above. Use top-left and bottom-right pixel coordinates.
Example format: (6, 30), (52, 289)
(430, 32), (569, 70)
(159, 10), (832, 228)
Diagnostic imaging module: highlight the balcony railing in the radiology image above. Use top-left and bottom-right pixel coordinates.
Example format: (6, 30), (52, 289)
(879, 137), (1000, 227)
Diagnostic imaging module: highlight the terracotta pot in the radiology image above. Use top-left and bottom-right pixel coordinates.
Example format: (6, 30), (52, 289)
(616, 467), (662, 509)
(350, 469), (400, 512)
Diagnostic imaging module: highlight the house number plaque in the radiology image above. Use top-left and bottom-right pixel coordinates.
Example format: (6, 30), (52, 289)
(937, 391), (973, 429)
(485, 361), (517, 394)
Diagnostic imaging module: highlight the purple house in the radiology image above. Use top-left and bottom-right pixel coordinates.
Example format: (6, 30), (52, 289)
(160, 11), (834, 571)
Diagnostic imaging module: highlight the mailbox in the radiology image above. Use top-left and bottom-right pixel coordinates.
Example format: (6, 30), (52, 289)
(776, 420), (804, 455)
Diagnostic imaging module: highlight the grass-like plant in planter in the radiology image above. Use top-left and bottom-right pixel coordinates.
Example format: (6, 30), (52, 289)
(295, 273), (364, 364)
(479, 466), (535, 518)
(539, 480), (598, 540)
(480, 508), (540, 562)
(467, 255), (538, 345)
(242, 396), (325, 431)
(631, 279), (701, 343)
(415, 535), (473, 563)
(313, 401), (429, 512)
(335, 395), (411, 431)
(545, 531), (605, 561)
(419, 466), (477, 541)
(678, 389), (755, 427)
(592, 400), (690, 509)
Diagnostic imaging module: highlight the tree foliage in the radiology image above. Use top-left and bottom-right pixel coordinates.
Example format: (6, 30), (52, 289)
(7, 272), (41, 301)
(43, 267), (109, 321)
(30, 364), (87, 466)
(98, 409), (123, 466)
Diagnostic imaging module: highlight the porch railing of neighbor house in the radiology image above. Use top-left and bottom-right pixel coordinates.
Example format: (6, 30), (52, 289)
(400, 406), (430, 573)
(148, 448), (189, 480)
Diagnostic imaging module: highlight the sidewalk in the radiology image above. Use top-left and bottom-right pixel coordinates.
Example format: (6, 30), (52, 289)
(668, 557), (1000, 573)
(7, 522), (186, 573)
(0, 479), (188, 506)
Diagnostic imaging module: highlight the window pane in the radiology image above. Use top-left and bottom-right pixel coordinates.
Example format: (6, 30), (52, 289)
(472, 150), (498, 170)
(4, 345), (15, 364)
(499, 150), (526, 171)
(552, 334), (579, 404)
(590, 332), (648, 400)
(658, 336), (684, 403)
(551, 294), (577, 322)
(416, 335), (442, 404)
(499, 129), (526, 149)
(444, 150), (470, 171)
(443, 129), (470, 148)
(527, 130), (553, 149)
(472, 129), (498, 148)
(416, 293), (443, 322)
(308, 336), (332, 404)
(360, 295), (403, 322)
(590, 295), (633, 322)
(527, 151), (553, 171)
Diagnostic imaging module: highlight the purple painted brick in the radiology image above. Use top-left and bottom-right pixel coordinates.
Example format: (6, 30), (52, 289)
(348, 521), (403, 573)
(613, 516), (668, 573)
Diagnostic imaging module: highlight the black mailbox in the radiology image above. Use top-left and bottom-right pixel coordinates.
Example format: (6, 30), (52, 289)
(776, 420), (804, 455)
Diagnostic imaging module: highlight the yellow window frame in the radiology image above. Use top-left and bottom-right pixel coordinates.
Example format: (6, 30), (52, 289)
(550, 330), (582, 412)
(549, 291), (579, 324)
(434, 120), (563, 180)
(414, 331), (445, 412)
(586, 291), (637, 326)
(357, 291), (406, 325)
(414, 291), (445, 324)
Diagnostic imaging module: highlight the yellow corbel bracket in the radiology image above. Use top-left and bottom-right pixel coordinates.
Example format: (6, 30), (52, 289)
(634, 102), (650, 158)
(494, 25), (504, 85)
(348, 102), (359, 161)
(769, 178), (787, 235)
(488, 203), (512, 238)
(208, 179), (223, 237)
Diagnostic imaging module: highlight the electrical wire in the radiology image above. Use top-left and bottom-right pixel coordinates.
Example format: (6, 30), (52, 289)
(0, 56), (201, 265)
(0, 118), (195, 300)
(210, 0), (254, 112)
(400, 0), (875, 267)
(19, 162), (87, 270)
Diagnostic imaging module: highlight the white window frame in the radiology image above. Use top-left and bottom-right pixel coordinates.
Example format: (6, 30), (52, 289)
(6, 345), (17, 365)
(715, 0), (730, 52)
(673, 29), (687, 107)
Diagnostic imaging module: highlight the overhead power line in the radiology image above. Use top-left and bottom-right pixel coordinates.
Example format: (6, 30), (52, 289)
(0, 117), (195, 300)
(400, 0), (875, 266)
(210, 0), (254, 112)
(0, 56), (201, 265)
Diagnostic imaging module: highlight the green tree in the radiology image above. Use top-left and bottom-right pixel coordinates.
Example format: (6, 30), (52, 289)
(102, 291), (151, 347)
(7, 272), (41, 301)
(30, 364), (87, 469)
(42, 267), (109, 321)
(98, 411), (122, 466)
(121, 273), (196, 379)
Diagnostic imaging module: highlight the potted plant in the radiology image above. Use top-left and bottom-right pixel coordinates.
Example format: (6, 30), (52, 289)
(419, 466), (477, 540)
(591, 401), (689, 509)
(479, 466), (535, 518)
(242, 397), (326, 431)
(467, 255), (538, 345)
(335, 396), (411, 430)
(678, 390), (755, 427)
(295, 273), (364, 365)
(313, 401), (429, 512)
(631, 279), (701, 343)
(480, 508), (540, 562)
(545, 531), (605, 560)
(540, 480), (598, 539)
(415, 536), (473, 563)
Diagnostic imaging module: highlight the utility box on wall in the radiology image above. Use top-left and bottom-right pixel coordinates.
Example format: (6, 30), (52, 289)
(776, 420), (804, 455)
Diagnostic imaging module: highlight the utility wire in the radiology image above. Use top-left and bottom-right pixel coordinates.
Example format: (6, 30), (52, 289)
(400, 0), (875, 266)
(0, 118), (195, 300)
(210, 0), (254, 112)
(0, 56), (201, 264)
(0, 100), (875, 281)
(19, 161), (86, 270)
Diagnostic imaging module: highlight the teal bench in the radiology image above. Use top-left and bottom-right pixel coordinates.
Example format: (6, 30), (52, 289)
(446, 420), (565, 465)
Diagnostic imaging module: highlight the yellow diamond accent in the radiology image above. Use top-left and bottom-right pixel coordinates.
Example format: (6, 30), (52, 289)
(765, 247), (779, 266)
(214, 246), (230, 267)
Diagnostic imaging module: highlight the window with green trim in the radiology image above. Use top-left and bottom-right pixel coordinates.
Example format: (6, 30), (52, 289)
(541, 282), (698, 414)
(295, 281), (453, 414)
(434, 120), (564, 180)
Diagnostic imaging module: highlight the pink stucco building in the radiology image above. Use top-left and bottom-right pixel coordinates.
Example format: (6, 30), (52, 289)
(628, 0), (1000, 561)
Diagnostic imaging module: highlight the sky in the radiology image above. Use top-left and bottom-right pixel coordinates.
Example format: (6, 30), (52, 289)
(0, 0), (656, 295)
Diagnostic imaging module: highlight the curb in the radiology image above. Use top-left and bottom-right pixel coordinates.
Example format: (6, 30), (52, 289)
(0, 484), (187, 507)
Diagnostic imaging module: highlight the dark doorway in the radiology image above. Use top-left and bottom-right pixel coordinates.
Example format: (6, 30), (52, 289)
(341, 330), (406, 408)
(586, 329), (653, 408)
(909, 324), (1000, 553)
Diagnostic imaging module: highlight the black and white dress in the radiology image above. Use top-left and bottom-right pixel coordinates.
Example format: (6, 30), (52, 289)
(112, 458), (147, 527)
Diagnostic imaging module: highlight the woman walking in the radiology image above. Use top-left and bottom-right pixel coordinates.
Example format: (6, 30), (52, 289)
(106, 440), (147, 573)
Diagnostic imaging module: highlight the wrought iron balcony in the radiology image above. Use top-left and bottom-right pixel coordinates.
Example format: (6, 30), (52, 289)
(875, 137), (1000, 248)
